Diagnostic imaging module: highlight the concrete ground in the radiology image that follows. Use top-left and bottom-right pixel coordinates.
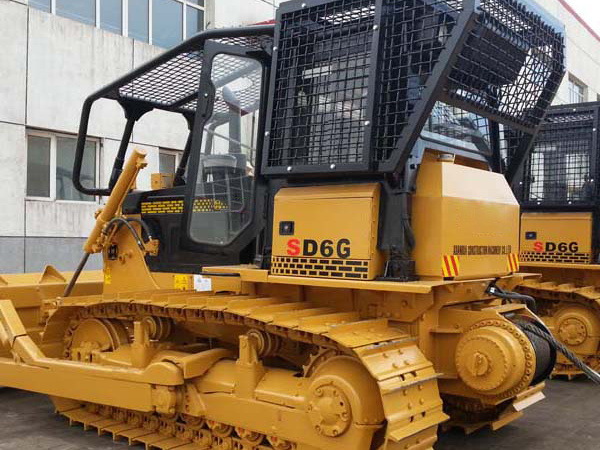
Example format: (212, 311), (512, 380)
(0, 379), (596, 449)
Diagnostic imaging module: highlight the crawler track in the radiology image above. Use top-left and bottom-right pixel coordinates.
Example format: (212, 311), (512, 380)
(47, 289), (448, 450)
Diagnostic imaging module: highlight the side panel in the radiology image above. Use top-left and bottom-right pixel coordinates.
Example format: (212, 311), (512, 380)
(412, 154), (520, 279)
(520, 212), (593, 264)
(271, 184), (383, 280)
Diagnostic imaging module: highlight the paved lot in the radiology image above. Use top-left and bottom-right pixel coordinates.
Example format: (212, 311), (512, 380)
(0, 379), (597, 449)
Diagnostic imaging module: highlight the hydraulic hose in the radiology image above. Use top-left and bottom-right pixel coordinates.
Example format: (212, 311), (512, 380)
(63, 217), (153, 298)
(63, 252), (91, 298)
(103, 217), (146, 251)
(487, 283), (537, 313)
(125, 217), (154, 241)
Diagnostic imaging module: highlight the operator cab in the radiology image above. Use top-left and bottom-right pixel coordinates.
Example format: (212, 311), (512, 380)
(70, 31), (273, 272)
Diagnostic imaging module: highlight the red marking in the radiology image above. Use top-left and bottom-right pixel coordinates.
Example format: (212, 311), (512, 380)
(450, 256), (459, 275)
(533, 241), (544, 253)
(286, 238), (301, 256)
(508, 254), (519, 272)
(443, 256), (453, 276)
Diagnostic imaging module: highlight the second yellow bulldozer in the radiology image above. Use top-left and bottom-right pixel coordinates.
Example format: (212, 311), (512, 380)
(512, 101), (600, 378)
(0, 0), (594, 449)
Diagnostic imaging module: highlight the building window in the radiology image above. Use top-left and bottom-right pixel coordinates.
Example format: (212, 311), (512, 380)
(28, 0), (205, 48)
(29, 0), (51, 12)
(101, 0), (123, 34)
(26, 132), (98, 203)
(153, 0), (183, 48)
(129, 0), (150, 42)
(56, 0), (96, 26)
(186, 4), (204, 38)
(159, 149), (182, 174)
(26, 136), (51, 198)
(568, 76), (587, 104)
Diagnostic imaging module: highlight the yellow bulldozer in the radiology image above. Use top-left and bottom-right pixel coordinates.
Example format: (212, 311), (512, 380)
(513, 101), (600, 378)
(0, 0), (593, 449)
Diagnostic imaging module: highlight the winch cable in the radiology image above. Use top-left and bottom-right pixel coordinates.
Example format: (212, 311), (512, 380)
(518, 321), (600, 385)
(487, 281), (600, 385)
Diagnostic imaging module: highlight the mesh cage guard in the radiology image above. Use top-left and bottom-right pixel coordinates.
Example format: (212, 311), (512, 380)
(514, 102), (600, 210)
(73, 26), (275, 196)
(262, 0), (565, 176)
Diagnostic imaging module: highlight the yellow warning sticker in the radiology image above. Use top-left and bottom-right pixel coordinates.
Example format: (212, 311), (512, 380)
(507, 253), (520, 273)
(173, 274), (191, 290)
(104, 268), (112, 285)
(442, 255), (460, 278)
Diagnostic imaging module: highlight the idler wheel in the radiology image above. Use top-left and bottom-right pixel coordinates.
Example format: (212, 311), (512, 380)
(556, 306), (600, 348)
(307, 384), (352, 437)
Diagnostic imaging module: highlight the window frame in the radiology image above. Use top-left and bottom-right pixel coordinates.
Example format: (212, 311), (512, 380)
(568, 75), (587, 104)
(159, 148), (183, 174)
(26, 130), (101, 205)
(32, 0), (205, 48)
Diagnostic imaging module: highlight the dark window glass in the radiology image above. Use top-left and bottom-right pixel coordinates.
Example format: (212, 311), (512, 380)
(153, 0), (182, 48)
(159, 152), (177, 174)
(188, 0), (204, 6)
(29, 0), (51, 13)
(129, 0), (149, 42)
(188, 55), (263, 246)
(56, 0), (96, 26)
(27, 136), (51, 198)
(56, 137), (96, 202)
(186, 6), (204, 38)
(101, 0), (123, 34)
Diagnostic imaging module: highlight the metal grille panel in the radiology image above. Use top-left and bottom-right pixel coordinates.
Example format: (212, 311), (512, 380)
(445, 0), (564, 130)
(105, 35), (272, 114)
(374, 0), (463, 161)
(267, 0), (376, 168)
(271, 256), (370, 279)
(266, 0), (564, 174)
(520, 251), (592, 264)
(518, 105), (598, 207)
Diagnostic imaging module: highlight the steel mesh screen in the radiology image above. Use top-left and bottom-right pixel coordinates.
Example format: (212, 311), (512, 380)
(267, 0), (376, 168)
(108, 35), (272, 114)
(267, 0), (563, 174)
(446, 0), (564, 129)
(520, 108), (597, 206)
(374, 0), (463, 162)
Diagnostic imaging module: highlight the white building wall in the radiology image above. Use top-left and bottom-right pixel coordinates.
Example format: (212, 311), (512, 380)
(0, 0), (598, 273)
(209, 0), (278, 27)
(541, 0), (600, 105)
(0, 0), (279, 273)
